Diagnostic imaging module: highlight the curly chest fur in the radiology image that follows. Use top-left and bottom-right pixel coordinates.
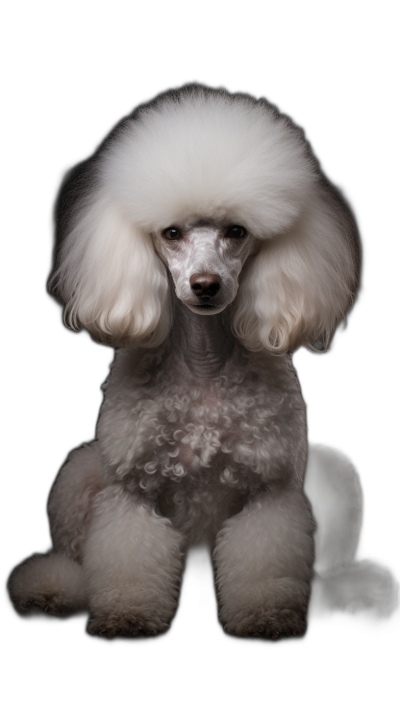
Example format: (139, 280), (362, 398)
(97, 345), (307, 504)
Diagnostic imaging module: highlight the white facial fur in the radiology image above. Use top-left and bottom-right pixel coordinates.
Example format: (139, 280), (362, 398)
(153, 222), (258, 315)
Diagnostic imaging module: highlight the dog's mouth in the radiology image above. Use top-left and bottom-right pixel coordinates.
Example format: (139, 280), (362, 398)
(186, 301), (226, 315)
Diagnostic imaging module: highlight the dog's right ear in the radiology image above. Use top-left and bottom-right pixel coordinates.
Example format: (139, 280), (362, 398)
(49, 163), (170, 348)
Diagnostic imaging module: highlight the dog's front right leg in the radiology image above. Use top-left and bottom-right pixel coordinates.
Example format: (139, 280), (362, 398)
(84, 485), (185, 637)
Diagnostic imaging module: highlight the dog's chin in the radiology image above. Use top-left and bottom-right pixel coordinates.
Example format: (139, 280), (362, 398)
(184, 302), (227, 316)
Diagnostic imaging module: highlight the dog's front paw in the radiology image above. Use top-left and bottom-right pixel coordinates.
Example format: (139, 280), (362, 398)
(217, 575), (311, 640)
(222, 607), (307, 640)
(86, 611), (170, 638)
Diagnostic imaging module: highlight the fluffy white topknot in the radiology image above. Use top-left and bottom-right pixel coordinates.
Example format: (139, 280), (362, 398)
(102, 87), (316, 237)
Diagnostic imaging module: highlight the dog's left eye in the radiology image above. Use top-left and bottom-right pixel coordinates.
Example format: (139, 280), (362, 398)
(226, 225), (247, 239)
(163, 227), (181, 241)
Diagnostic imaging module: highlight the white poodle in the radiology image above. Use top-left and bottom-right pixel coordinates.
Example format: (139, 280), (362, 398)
(8, 85), (396, 638)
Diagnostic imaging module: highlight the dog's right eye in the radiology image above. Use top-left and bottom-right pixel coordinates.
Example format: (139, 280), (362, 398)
(226, 225), (247, 239)
(163, 227), (181, 241)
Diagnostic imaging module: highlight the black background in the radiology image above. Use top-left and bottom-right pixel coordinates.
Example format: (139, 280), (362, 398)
(2, 11), (400, 708)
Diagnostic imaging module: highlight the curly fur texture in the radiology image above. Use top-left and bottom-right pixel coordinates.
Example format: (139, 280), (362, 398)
(8, 85), (396, 639)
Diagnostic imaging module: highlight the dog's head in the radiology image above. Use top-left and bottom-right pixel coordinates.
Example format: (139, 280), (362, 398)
(49, 84), (360, 352)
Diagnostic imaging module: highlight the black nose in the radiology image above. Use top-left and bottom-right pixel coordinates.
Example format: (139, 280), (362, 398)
(190, 273), (221, 298)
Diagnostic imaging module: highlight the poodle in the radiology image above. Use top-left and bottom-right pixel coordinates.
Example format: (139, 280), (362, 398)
(8, 84), (396, 638)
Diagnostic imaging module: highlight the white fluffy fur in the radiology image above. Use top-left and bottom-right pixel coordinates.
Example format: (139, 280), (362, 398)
(9, 85), (395, 640)
(52, 85), (358, 351)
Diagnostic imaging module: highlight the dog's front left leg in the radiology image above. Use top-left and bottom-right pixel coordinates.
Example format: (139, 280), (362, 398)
(84, 485), (185, 637)
(214, 487), (315, 639)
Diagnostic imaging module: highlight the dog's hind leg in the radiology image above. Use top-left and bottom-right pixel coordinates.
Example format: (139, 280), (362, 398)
(305, 444), (398, 615)
(8, 441), (103, 615)
(8, 551), (87, 615)
(48, 441), (103, 563)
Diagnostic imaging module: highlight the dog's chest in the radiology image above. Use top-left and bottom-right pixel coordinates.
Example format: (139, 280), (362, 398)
(98, 347), (306, 494)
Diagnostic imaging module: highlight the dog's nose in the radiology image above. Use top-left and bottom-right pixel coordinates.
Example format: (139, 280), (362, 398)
(190, 273), (221, 298)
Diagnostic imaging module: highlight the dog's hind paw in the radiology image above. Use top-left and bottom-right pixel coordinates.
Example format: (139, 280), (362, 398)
(8, 552), (87, 615)
(14, 593), (74, 616)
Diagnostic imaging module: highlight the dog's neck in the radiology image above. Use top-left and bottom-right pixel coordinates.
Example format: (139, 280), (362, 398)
(170, 296), (236, 378)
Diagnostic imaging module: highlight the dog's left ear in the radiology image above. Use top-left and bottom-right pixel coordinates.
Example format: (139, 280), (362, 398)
(233, 180), (361, 353)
